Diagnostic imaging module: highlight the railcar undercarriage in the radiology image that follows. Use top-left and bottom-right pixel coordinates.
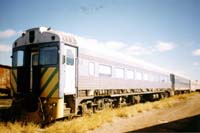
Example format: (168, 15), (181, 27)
(0, 88), (172, 125)
(76, 88), (172, 116)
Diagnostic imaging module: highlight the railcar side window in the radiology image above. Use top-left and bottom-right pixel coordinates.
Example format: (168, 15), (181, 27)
(165, 77), (168, 83)
(151, 75), (155, 82)
(143, 73), (148, 80)
(127, 70), (134, 79)
(136, 71), (142, 80)
(99, 64), (112, 76)
(148, 74), (153, 81)
(160, 76), (167, 83)
(66, 49), (74, 65)
(89, 62), (95, 76)
(115, 68), (124, 78)
(40, 47), (58, 65)
(13, 50), (24, 67)
(155, 75), (160, 82)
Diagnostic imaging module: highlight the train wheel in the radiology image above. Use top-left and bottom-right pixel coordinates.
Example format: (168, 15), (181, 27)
(81, 102), (93, 116)
(159, 93), (165, 99)
(133, 95), (141, 104)
(97, 99), (105, 110)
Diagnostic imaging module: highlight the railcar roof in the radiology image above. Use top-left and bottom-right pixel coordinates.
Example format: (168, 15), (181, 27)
(12, 27), (190, 80)
(79, 48), (170, 75)
(13, 27), (77, 48)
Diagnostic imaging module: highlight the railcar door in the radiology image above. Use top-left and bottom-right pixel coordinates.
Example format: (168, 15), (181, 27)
(30, 52), (39, 94)
(63, 45), (77, 95)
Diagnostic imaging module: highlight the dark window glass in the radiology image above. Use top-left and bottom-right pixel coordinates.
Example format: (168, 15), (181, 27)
(32, 54), (38, 66)
(66, 49), (74, 65)
(40, 47), (58, 65)
(29, 30), (35, 43)
(13, 50), (24, 67)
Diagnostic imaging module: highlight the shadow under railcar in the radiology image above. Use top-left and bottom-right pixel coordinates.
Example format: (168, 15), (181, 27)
(127, 114), (200, 132)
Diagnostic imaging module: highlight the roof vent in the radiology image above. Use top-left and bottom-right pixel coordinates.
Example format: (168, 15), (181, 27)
(47, 27), (51, 31)
(14, 42), (17, 47)
(22, 32), (25, 37)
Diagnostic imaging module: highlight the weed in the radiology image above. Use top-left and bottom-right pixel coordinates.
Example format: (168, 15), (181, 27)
(0, 92), (198, 132)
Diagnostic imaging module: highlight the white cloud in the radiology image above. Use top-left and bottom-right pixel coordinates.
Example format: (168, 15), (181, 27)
(192, 62), (200, 71)
(0, 29), (17, 39)
(193, 49), (200, 56)
(125, 41), (174, 56)
(104, 41), (126, 51)
(76, 35), (175, 57)
(193, 62), (199, 66)
(125, 45), (153, 56)
(154, 41), (174, 52)
(0, 44), (12, 52)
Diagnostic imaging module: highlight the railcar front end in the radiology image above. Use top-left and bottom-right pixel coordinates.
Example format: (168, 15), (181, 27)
(10, 27), (78, 122)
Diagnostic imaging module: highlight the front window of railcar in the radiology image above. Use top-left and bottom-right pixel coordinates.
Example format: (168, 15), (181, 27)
(12, 50), (24, 67)
(39, 46), (58, 65)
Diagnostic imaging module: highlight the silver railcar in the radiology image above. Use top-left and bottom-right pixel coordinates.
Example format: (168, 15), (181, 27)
(9, 27), (192, 122)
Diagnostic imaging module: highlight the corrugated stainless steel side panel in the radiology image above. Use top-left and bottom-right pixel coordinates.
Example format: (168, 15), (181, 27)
(78, 76), (171, 90)
(78, 53), (171, 90)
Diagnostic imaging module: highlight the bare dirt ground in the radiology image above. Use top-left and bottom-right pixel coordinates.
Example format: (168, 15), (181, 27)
(91, 94), (200, 133)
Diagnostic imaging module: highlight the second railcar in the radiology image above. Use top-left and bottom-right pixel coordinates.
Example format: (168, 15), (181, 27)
(170, 74), (191, 94)
(191, 80), (200, 92)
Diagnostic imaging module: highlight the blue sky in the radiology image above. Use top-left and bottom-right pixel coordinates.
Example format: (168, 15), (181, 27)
(0, 0), (200, 80)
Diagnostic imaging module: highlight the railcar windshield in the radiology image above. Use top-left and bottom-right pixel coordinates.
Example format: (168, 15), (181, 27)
(12, 50), (24, 67)
(40, 46), (58, 65)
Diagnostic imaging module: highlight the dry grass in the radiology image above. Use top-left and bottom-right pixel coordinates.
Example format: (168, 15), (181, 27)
(0, 92), (198, 133)
(0, 122), (39, 133)
(0, 93), (8, 97)
(45, 109), (115, 133)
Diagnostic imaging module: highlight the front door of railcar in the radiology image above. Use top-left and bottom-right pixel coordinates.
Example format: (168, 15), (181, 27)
(31, 52), (39, 94)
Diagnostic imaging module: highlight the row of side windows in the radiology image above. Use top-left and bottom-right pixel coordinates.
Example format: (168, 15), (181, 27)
(88, 62), (169, 83)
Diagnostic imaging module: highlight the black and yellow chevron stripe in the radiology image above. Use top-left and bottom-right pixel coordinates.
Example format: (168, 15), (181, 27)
(11, 69), (17, 94)
(40, 67), (59, 98)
